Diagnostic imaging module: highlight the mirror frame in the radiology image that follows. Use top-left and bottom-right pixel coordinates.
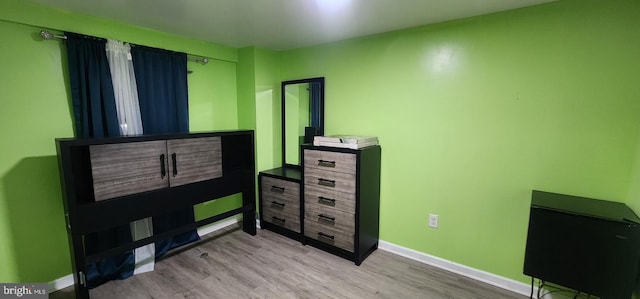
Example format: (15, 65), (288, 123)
(281, 77), (325, 169)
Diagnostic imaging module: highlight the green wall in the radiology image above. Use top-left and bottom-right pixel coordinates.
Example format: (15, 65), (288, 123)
(237, 46), (281, 214)
(188, 46), (243, 223)
(252, 47), (282, 172)
(0, 20), (73, 284)
(237, 47), (257, 132)
(628, 136), (640, 213)
(0, 1), (241, 283)
(280, 0), (640, 283)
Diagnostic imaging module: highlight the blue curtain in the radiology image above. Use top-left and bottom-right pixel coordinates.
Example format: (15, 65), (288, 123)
(131, 45), (200, 258)
(131, 46), (189, 134)
(65, 32), (135, 287)
(310, 82), (322, 128)
(66, 33), (121, 137)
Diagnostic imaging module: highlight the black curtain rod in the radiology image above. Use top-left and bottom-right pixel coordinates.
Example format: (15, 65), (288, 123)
(38, 29), (209, 64)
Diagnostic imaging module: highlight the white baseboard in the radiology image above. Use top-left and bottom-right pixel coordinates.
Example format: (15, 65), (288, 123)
(378, 240), (536, 297)
(196, 216), (242, 237)
(48, 273), (74, 292)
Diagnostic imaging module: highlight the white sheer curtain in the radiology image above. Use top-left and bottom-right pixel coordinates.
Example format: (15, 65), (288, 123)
(105, 39), (155, 275)
(105, 40), (143, 135)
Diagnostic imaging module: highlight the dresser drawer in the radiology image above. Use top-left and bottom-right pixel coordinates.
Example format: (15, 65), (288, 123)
(263, 207), (300, 233)
(261, 176), (300, 203)
(304, 150), (356, 174)
(304, 220), (354, 252)
(262, 192), (300, 217)
(305, 184), (356, 214)
(304, 167), (355, 195)
(305, 204), (355, 232)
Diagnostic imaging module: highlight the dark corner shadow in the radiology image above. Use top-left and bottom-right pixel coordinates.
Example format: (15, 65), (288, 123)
(58, 40), (75, 137)
(3, 156), (71, 282)
(635, 267), (640, 298)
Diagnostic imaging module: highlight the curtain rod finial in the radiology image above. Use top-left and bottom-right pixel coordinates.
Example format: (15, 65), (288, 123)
(39, 29), (67, 40)
(40, 30), (53, 40)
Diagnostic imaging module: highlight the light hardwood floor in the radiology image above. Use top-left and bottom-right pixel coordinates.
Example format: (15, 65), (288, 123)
(51, 224), (527, 299)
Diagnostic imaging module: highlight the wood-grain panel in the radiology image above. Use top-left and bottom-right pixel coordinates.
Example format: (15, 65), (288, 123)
(262, 207), (301, 233)
(262, 191), (300, 208)
(167, 137), (222, 187)
(304, 203), (355, 232)
(261, 176), (299, 204)
(304, 184), (355, 214)
(90, 140), (168, 201)
(262, 193), (300, 216)
(304, 167), (355, 195)
(304, 150), (356, 174)
(304, 220), (354, 252)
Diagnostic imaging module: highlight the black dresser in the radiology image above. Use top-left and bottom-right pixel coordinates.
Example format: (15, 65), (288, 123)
(258, 144), (381, 265)
(258, 167), (303, 240)
(301, 144), (381, 265)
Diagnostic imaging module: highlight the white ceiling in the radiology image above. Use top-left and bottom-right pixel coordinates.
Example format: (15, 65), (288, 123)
(28, 0), (555, 50)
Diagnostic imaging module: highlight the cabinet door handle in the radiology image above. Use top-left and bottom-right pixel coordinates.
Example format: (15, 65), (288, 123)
(318, 214), (336, 225)
(318, 196), (336, 206)
(318, 160), (336, 168)
(270, 185), (285, 193)
(317, 232), (335, 243)
(160, 154), (166, 178)
(271, 201), (285, 209)
(318, 178), (336, 187)
(171, 153), (177, 176)
(272, 216), (285, 226)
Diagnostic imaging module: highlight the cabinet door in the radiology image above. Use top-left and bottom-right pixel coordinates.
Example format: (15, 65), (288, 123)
(167, 137), (222, 187)
(90, 140), (169, 201)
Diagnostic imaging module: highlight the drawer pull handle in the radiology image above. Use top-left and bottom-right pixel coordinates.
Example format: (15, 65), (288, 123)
(318, 196), (336, 206)
(160, 154), (166, 178)
(318, 160), (336, 168)
(171, 153), (178, 176)
(318, 178), (336, 187)
(270, 185), (285, 193)
(317, 232), (335, 243)
(271, 201), (285, 209)
(318, 214), (336, 225)
(272, 216), (286, 226)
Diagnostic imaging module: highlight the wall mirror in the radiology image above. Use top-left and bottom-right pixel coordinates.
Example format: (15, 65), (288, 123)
(282, 77), (324, 168)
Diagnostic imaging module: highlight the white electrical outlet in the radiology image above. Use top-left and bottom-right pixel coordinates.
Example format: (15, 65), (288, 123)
(429, 214), (439, 228)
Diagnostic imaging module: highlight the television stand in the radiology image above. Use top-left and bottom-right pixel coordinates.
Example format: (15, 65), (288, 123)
(523, 190), (640, 299)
